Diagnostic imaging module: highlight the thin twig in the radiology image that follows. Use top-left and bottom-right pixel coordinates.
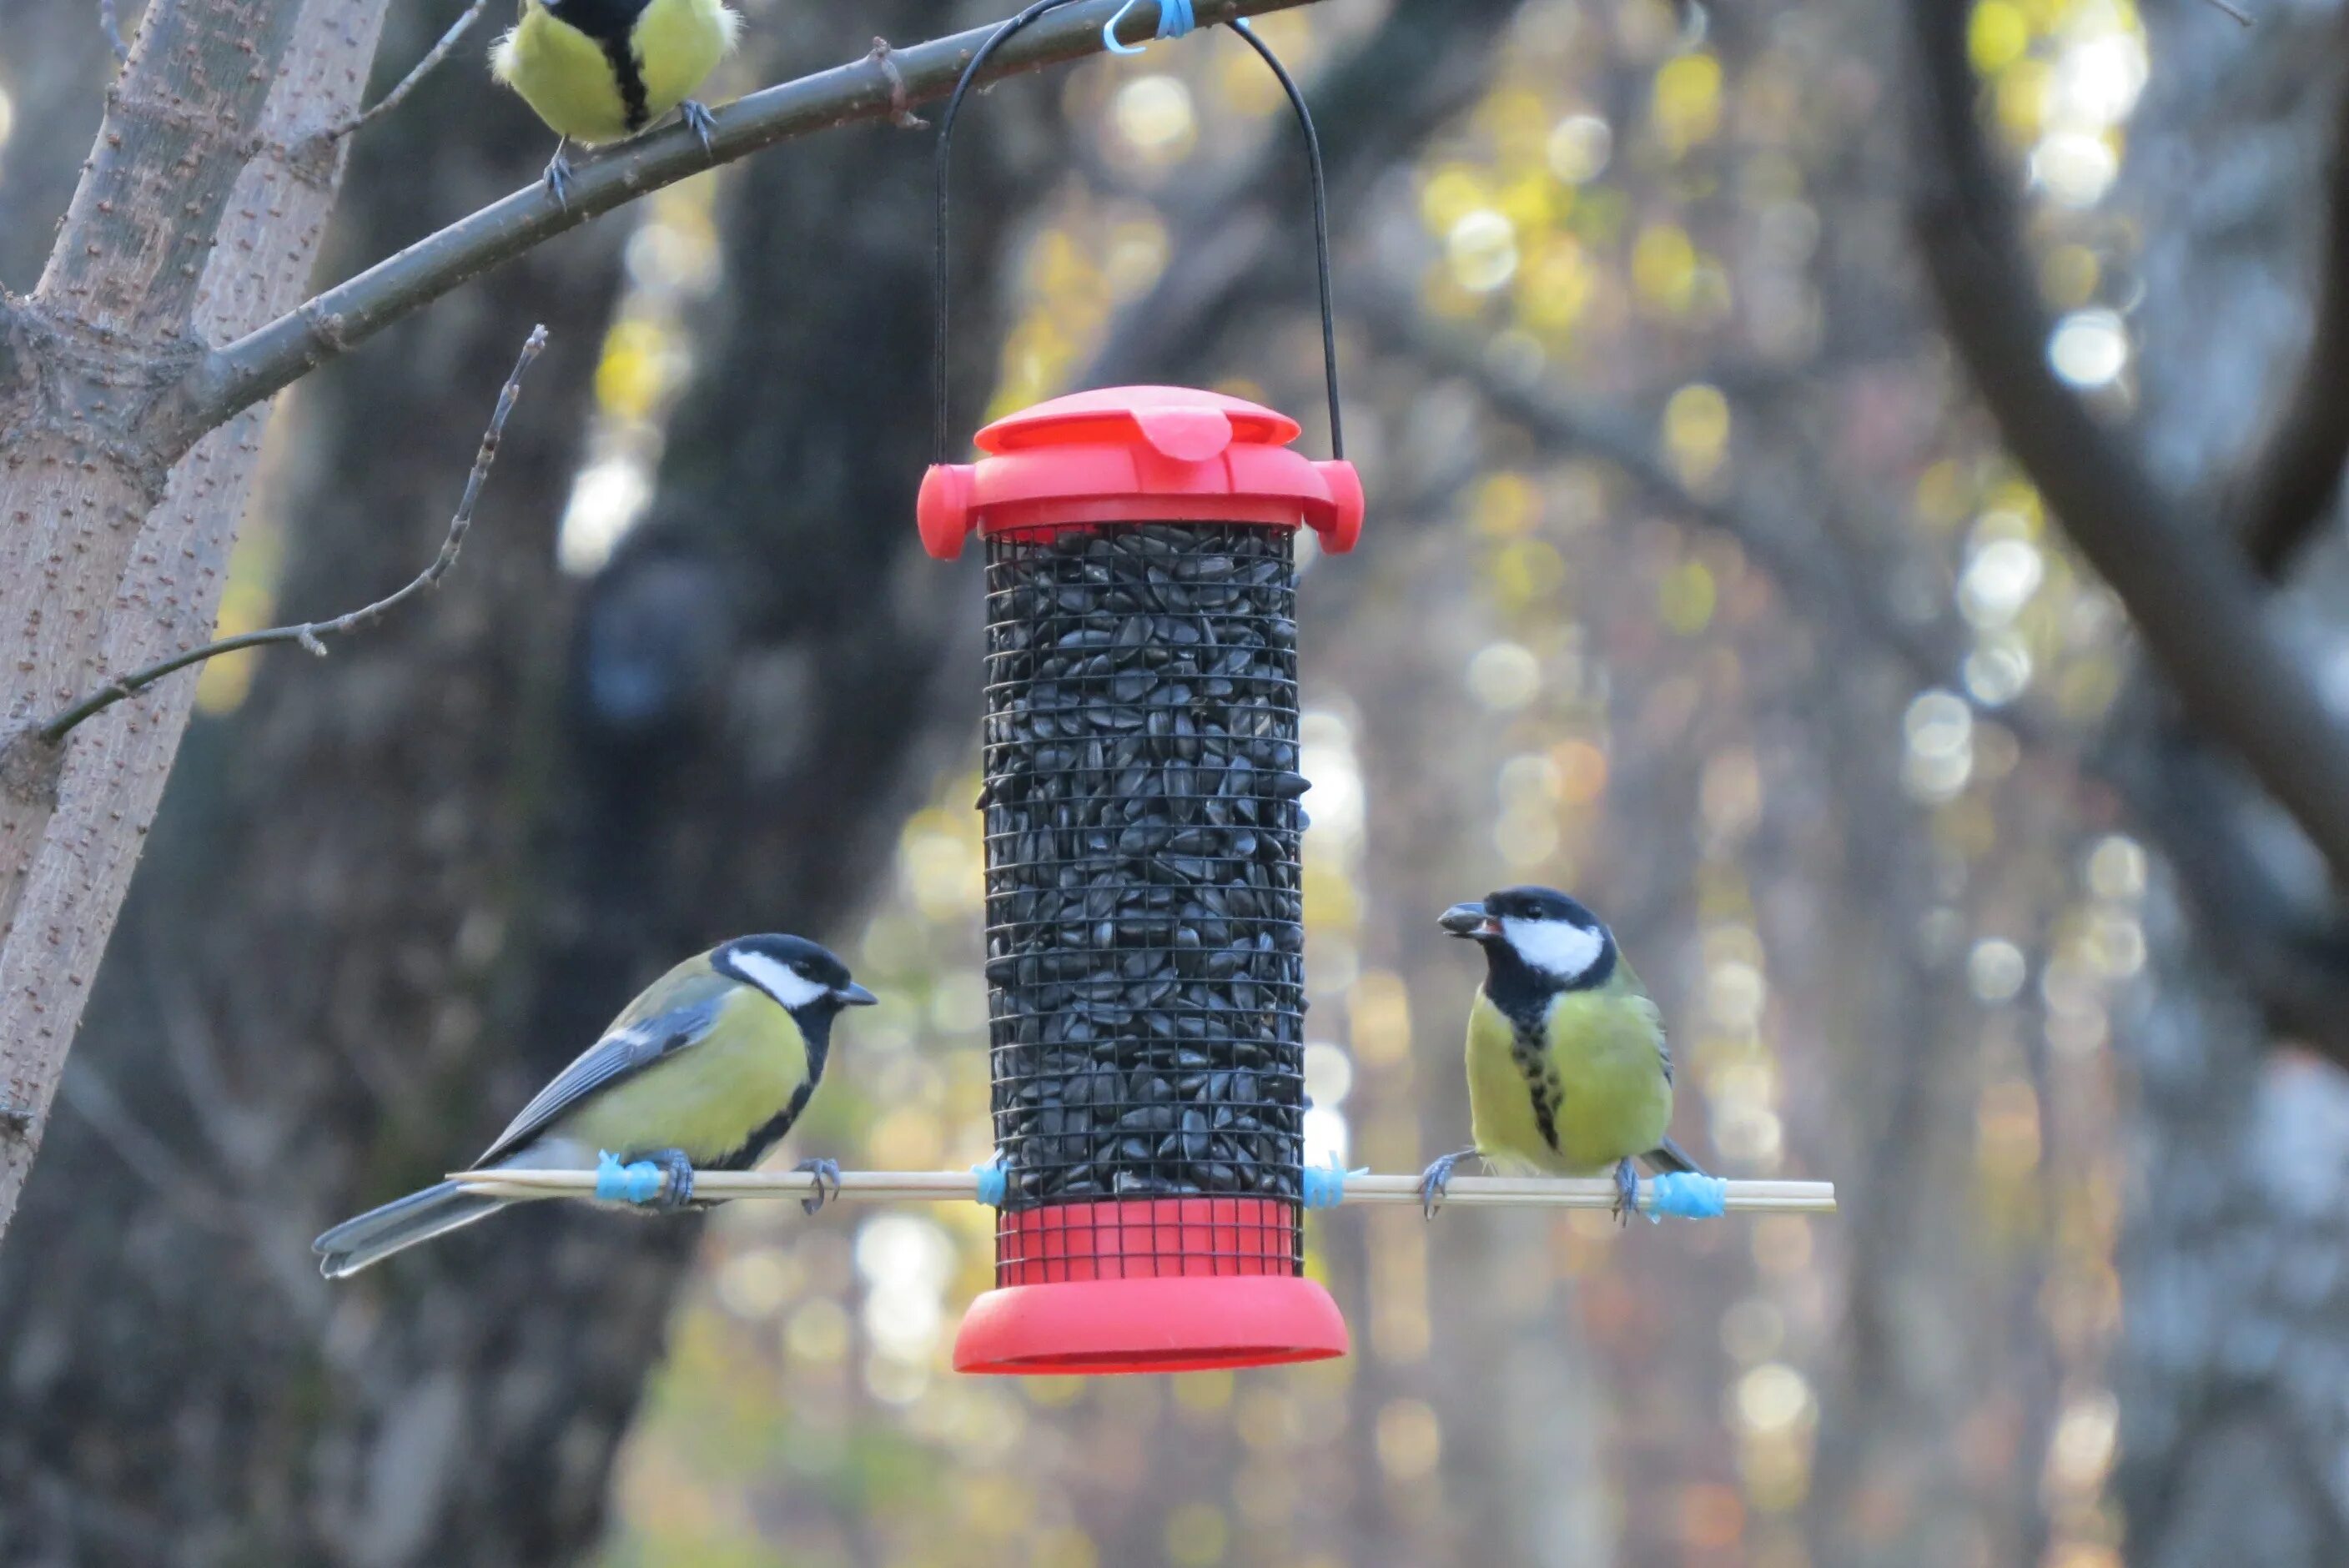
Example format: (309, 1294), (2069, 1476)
(314, 0), (494, 145)
(450, 1165), (1841, 1213)
(171, 0), (1319, 445)
(98, 0), (129, 62)
(39, 324), (548, 744)
(2196, 0), (2254, 27)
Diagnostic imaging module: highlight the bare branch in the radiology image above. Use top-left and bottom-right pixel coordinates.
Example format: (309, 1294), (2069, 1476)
(168, 0), (1317, 446)
(2197, 0), (2255, 27)
(2231, 75), (2349, 575)
(310, 0), (492, 147)
(1909, 0), (2349, 889)
(98, 0), (129, 62)
(38, 324), (548, 744)
(1354, 289), (1972, 687)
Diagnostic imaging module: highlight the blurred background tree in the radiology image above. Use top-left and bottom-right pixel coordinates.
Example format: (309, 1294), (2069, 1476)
(5, 0), (2349, 1564)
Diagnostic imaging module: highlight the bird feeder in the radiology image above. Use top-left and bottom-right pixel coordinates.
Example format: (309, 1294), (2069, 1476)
(920, 387), (1361, 1374)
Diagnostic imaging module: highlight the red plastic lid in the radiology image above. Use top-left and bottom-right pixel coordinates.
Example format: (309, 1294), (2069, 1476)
(954, 1276), (1350, 1375)
(918, 385), (1364, 560)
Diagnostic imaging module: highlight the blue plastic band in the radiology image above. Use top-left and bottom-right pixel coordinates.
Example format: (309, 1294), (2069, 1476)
(595, 1150), (665, 1204)
(1301, 1156), (1367, 1210)
(972, 1158), (1008, 1208)
(1104, 0), (1196, 55)
(1645, 1171), (1728, 1221)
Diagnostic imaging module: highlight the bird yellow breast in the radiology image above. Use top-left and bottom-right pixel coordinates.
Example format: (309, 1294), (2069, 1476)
(557, 988), (808, 1163)
(1466, 988), (1672, 1175)
(490, 0), (737, 146)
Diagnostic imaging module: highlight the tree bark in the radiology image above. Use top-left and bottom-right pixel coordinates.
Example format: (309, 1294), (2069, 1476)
(0, 0), (387, 1239)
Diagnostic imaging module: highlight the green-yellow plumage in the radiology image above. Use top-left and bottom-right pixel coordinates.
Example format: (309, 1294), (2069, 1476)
(490, 0), (740, 147)
(553, 963), (810, 1162)
(1464, 962), (1672, 1176)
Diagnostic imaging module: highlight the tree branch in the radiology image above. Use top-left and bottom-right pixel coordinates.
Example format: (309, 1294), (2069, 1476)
(166, 0), (1315, 447)
(1909, 0), (2349, 890)
(38, 324), (546, 744)
(311, 0), (492, 146)
(2231, 73), (2349, 576)
(98, 0), (129, 63)
(1354, 289), (1973, 686)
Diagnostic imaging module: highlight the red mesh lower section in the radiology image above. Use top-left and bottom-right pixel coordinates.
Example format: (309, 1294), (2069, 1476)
(995, 1197), (1300, 1285)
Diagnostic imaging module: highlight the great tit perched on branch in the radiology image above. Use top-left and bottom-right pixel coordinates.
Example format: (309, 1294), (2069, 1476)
(1420, 887), (1707, 1222)
(489, 0), (742, 205)
(314, 934), (874, 1279)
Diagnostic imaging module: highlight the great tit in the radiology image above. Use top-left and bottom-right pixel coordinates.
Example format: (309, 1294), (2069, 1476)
(1419, 887), (1706, 1221)
(489, 0), (743, 205)
(314, 933), (874, 1279)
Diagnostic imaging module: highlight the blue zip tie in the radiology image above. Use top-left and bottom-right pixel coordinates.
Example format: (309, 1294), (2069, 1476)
(1644, 1171), (1728, 1220)
(1301, 1154), (1367, 1210)
(973, 1157), (1008, 1208)
(596, 1150), (665, 1204)
(1104, 0), (1195, 55)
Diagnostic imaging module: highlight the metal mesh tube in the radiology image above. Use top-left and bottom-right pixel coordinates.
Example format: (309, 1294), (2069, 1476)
(980, 521), (1308, 1279)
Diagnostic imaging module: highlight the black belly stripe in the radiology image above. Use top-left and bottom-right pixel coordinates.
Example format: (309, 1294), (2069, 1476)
(1512, 1025), (1562, 1153)
(714, 1079), (815, 1172)
(601, 34), (650, 133)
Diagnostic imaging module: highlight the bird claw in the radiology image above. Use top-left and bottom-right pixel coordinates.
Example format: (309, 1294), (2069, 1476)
(650, 1148), (697, 1211)
(1611, 1158), (1639, 1226)
(1417, 1148), (1474, 1219)
(793, 1157), (841, 1215)
(541, 143), (574, 210)
(680, 100), (716, 157)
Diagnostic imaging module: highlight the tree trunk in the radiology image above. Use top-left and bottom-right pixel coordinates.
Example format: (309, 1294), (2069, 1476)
(2109, 5), (2349, 1562)
(0, 1), (1045, 1559)
(0, 0), (389, 1240)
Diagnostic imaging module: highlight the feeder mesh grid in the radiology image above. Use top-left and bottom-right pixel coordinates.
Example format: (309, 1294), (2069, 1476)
(981, 521), (1308, 1280)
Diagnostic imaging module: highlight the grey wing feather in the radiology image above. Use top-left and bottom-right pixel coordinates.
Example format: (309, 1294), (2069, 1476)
(474, 997), (721, 1168)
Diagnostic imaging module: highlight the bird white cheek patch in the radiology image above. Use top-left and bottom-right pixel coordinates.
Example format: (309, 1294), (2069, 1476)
(731, 951), (828, 1010)
(1502, 917), (1605, 981)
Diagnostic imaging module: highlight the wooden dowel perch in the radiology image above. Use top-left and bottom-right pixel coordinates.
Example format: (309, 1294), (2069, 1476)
(449, 1167), (1838, 1214)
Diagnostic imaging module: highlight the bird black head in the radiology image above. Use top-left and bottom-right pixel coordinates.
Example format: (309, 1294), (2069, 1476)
(714, 934), (878, 1016)
(1440, 886), (1616, 991)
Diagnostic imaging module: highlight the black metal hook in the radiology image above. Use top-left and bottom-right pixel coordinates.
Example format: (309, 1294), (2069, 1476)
(931, 3), (1345, 465)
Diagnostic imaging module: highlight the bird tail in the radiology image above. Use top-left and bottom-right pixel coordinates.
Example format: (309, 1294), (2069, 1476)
(314, 1181), (506, 1279)
(1643, 1136), (1708, 1177)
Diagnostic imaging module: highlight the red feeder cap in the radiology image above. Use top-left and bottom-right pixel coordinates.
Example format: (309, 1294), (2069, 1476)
(918, 385), (1365, 560)
(954, 1276), (1350, 1375)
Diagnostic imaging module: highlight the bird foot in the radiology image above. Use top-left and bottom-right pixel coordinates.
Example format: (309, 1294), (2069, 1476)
(680, 100), (716, 157)
(793, 1157), (841, 1215)
(647, 1148), (697, 1211)
(1611, 1157), (1639, 1226)
(1417, 1148), (1477, 1219)
(541, 143), (574, 210)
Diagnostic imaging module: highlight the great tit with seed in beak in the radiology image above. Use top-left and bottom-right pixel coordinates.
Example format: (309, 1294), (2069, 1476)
(1420, 887), (1706, 1222)
(489, 0), (742, 206)
(314, 933), (874, 1279)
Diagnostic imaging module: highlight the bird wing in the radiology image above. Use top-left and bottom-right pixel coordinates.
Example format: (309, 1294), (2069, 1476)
(474, 984), (730, 1168)
(1643, 994), (1672, 1084)
(1612, 957), (1672, 1083)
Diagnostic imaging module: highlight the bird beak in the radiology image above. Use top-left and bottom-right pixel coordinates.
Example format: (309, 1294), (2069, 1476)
(837, 982), (879, 1007)
(1440, 901), (1497, 939)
